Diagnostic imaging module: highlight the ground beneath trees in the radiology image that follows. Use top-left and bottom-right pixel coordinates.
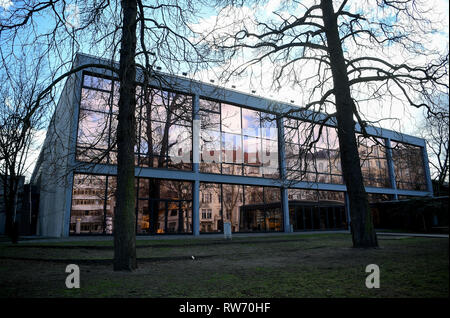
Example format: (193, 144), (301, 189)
(0, 233), (448, 298)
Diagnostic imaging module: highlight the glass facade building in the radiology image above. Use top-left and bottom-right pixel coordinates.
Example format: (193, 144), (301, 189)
(30, 53), (433, 237)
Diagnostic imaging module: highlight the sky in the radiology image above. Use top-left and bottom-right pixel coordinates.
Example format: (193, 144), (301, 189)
(188, 0), (449, 134)
(1, 0), (449, 180)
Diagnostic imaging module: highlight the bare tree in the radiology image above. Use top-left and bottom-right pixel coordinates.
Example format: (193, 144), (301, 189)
(205, 0), (448, 247)
(0, 54), (47, 242)
(1, 0), (217, 269)
(419, 95), (449, 194)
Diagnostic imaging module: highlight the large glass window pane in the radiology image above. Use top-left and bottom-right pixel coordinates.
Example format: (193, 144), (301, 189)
(200, 110), (220, 131)
(70, 174), (107, 234)
(240, 186), (282, 232)
(170, 93), (193, 126)
(222, 184), (243, 232)
(200, 129), (221, 173)
(285, 142), (300, 171)
(287, 189), (346, 231)
(83, 75), (112, 91)
(199, 183), (222, 233)
(313, 126), (329, 149)
(137, 199), (150, 234)
(326, 127), (339, 151)
(149, 89), (168, 123)
(357, 135), (390, 188)
(168, 125), (192, 169)
(222, 132), (242, 164)
(242, 108), (260, 137)
(221, 103), (241, 134)
(139, 120), (166, 167)
(298, 121), (314, 145)
(284, 126), (299, 144)
(243, 135), (261, 165)
(260, 113), (277, 140)
(266, 207), (283, 231)
(222, 164), (242, 176)
(80, 88), (111, 112)
(77, 109), (110, 149)
(392, 142), (426, 190)
(136, 178), (192, 234)
(240, 186), (264, 231)
(105, 176), (117, 234)
(199, 98), (220, 112)
(136, 89), (193, 171)
(262, 138), (279, 178)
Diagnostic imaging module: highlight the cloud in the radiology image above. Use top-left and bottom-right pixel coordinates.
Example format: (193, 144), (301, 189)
(0, 0), (13, 10)
(190, 0), (448, 136)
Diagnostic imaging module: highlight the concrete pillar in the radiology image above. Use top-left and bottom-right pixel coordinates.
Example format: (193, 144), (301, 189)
(281, 187), (291, 232)
(421, 143), (434, 195)
(192, 94), (200, 236)
(277, 116), (291, 233)
(193, 179), (200, 236)
(385, 138), (398, 200)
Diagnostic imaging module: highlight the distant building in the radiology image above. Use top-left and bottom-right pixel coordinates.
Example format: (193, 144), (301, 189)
(30, 53), (433, 237)
(0, 175), (25, 235)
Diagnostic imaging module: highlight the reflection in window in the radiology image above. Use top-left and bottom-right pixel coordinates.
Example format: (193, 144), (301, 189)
(284, 119), (343, 184)
(391, 141), (427, 191)
(199, 183), (222, 232)
(242, 108), (260, 137)
(357, 134), (390, 188)
(70, 174), (116, 234)
(77, 74), (193, 171)
(83, 74), (112, 91)
(71, 174), (192, 235)
(80, 89), (111, 112)
(221, 103), (241, 134)
(136, 88), (193, 170)
(240, 186), (283, 232)
(199, 183), (282, 233)
(76, 74), (119, 165)
(222, 133), (243, 164)
(199, 98), (279, 178)
(287, 189), (346, 231)
(77, 109), (111, 149)
(136, 178), (192, 234)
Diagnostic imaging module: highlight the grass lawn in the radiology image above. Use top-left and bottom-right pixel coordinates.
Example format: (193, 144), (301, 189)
(0, 233), (448, 298)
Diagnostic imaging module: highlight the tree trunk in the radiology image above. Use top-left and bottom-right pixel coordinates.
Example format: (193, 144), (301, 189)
(114, 0), (138, 271)
(320, 0), (378, 248)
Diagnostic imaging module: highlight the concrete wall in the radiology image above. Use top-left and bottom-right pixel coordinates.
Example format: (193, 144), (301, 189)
(31, 71), (81, 237)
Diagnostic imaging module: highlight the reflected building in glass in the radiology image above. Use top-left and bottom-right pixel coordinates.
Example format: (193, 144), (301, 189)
(30, 53), (434, 237)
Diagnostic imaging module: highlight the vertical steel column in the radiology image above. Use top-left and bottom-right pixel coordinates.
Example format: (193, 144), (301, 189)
(277, 116), (291, 233)
(385, 138), (398, 200)
(421, 142), (434, 195)
(192, 94), (200, 236)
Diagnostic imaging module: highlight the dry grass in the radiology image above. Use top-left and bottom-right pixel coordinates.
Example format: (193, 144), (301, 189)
(0, 233), (448, 298)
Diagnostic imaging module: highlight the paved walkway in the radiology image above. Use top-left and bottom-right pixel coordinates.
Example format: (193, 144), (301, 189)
(2, 230), (447, 244)
(376, 232), (449, 238)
